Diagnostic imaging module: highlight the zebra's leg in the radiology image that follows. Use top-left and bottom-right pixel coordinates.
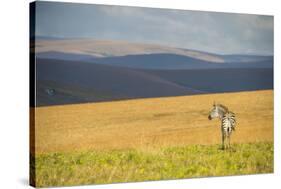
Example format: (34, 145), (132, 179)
(228, 134), (231, 149)
(221, 133), (225, 150)
(224, 133), (228, 149)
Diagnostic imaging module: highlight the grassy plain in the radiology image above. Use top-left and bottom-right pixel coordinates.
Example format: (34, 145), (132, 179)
(31, 90), (273, 187)
(33, 142), (273, 187)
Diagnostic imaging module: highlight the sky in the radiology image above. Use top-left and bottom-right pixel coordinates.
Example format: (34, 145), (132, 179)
(34, 1), (274, 55)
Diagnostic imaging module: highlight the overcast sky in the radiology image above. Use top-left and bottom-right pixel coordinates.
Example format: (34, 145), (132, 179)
(34, 1), (274, 55)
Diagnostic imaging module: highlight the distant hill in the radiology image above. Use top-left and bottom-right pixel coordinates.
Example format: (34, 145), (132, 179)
(222, 54), (273, 63)
(37, 51), (273, 70)
(35, 58), (273, 106)
(89, 53), (273, 69)
(37, 51), (95, 61)
(33, 38), (273, 106)
(35, 39), (273, 70)
(35, 38), (225, 62)
(36, 58), (202, 106)
(146, 68), (273, 93)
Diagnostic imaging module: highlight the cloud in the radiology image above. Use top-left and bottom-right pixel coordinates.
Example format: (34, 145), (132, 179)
(35, 2), (273, 55)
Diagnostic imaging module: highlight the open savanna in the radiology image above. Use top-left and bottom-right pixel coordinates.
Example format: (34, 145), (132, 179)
(31, 90), (273, 187)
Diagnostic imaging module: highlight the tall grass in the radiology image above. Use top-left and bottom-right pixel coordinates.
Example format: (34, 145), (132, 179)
(33, 142), (273, 187)
(35, 90), (273, 153)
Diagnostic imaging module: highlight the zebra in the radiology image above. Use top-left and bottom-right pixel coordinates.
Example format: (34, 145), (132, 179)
(208, 102), (236, 150)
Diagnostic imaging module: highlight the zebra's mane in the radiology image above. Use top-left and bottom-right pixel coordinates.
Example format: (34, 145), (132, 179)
(216, 104), (229, 112)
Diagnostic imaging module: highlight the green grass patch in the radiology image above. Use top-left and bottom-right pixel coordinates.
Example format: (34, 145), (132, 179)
(32, 142), (273, 187)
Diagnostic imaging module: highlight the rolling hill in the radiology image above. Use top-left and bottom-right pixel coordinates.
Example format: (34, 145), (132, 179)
(32, 38), (273, 106)
(36, 58), (202, 106)
(35, 39), (273, 70)
(35, 57), (273, 106)
(34, 38), (225, 62)
(222, 54), (273, 63)
(88, 53), (273, 69)
(37, 51), (273, 70)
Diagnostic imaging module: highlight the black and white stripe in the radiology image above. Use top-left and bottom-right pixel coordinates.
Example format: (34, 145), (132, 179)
(208, 103), (237, 149)
(221, 111), (236, 136)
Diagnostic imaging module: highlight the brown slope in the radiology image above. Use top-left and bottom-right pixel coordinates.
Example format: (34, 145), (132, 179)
(36, 58), (203, 106)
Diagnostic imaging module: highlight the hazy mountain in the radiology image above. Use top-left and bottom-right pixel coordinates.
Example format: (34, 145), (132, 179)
(35, 39), (273, 70)
(37, 51), (95, 61)
(89, 53), (273, 69)
(222, 54), (273, 63)
(37, 51), (273, 70)
(33, 38), (273, 106)
(35, 38), (225, 62)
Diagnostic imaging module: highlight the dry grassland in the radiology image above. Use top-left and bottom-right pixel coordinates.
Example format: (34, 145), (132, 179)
(33, 90), (273, 154)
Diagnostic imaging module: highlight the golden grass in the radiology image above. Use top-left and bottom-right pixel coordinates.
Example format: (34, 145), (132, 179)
(33, 90), (273, 154)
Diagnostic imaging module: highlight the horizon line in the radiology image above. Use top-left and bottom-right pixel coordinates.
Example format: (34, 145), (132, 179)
(32, 35), (274, 57)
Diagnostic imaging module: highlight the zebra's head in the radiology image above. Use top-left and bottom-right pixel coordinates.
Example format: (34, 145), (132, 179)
(208, 102), (228, 120)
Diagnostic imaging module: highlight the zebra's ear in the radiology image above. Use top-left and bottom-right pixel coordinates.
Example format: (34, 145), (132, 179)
(213, 101), (216, 106)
